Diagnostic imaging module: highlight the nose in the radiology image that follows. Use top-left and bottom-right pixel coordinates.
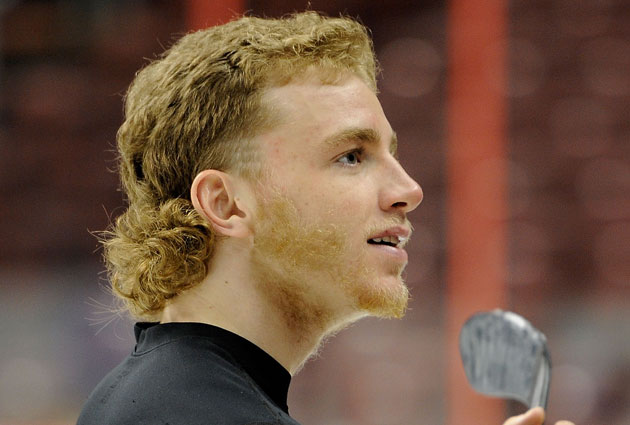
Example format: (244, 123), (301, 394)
(379, 160), (423, 214)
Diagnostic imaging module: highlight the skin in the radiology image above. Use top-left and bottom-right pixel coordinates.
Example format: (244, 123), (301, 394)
(160, 71), (574, 425)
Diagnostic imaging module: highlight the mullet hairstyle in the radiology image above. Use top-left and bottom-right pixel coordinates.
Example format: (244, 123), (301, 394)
(103, 11), (378, 319)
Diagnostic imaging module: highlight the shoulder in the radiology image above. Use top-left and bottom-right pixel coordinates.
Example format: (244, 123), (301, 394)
(77, 336), (295, 425)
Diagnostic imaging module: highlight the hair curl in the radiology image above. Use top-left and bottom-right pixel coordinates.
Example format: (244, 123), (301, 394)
(104, 11), (378, 319)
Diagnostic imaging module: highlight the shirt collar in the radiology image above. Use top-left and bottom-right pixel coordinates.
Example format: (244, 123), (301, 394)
(134, 322), (292, 413)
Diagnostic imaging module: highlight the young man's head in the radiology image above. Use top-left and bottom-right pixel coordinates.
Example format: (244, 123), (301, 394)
(241, 72), (423, 333)
(104, 11), (422, 325)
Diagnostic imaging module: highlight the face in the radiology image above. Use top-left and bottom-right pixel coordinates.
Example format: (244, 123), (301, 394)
(249, 72), (423, 330)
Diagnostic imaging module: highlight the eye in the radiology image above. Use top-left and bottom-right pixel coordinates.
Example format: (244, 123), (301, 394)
(336, 148), (363, 166)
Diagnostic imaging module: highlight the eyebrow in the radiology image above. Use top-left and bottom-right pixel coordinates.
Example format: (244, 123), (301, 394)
(322, 127), (398, 156)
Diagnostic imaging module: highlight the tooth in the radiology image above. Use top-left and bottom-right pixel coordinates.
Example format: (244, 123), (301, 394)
(373, 238), (382, 243)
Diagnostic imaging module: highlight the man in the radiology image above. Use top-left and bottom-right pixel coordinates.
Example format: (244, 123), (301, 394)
(78, 12), (574, 425)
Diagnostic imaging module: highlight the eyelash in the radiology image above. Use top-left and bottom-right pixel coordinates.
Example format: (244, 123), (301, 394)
(336, 148), (364, 166)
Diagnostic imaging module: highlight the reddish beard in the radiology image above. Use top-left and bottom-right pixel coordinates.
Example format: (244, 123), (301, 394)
(250, 191), (410, 337)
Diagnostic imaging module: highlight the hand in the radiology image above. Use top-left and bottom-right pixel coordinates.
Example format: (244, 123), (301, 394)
(503, 407), (575, 425)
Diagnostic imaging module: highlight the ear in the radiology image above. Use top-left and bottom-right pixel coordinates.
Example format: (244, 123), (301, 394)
(191, 170), (253, 238)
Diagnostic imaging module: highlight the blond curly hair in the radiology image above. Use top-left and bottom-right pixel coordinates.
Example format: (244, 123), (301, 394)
(103, 11), (378, 319)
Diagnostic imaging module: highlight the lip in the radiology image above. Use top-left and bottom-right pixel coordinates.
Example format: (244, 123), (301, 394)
(367, 225), (411, 244)
(368, 242), (409, 263)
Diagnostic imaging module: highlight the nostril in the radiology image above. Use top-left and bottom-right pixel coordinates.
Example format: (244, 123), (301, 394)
(392, 201), (407, 208)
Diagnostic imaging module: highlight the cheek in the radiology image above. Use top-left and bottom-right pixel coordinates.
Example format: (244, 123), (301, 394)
(274, 168), (378, 221)
(323, 182), (375, 213)
(305, 186), (357, 214)
(334, 181), (376, 212)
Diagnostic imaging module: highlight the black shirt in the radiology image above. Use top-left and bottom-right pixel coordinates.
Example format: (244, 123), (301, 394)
(77, 322), (303, 425)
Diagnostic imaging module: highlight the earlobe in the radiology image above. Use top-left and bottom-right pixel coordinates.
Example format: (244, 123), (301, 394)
(191, 170), (252, 238)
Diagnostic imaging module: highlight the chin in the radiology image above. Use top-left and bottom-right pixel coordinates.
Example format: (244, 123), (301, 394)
(352, 275), (410, 319)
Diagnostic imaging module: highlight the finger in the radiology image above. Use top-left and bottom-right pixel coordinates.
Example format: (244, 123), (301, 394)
(503, 407), (545, 425)
(554, 422), (575, 425)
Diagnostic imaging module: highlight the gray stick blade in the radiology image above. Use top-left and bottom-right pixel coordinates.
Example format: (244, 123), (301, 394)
(459, 310), (551, 409)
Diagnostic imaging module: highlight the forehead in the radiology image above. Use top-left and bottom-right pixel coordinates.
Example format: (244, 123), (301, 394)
(266, 67), (381, 110)
(259, 74), (394, 152)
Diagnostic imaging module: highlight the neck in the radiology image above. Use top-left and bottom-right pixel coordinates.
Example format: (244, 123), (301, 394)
(159, 241), (361, 375)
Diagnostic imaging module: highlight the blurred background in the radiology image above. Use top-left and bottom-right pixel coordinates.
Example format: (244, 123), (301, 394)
(0, 0), (628, 424)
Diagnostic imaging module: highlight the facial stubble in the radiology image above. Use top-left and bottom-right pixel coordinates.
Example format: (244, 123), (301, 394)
(250, 193), (410, 338)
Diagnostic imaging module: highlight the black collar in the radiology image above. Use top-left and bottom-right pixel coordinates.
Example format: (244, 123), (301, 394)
(133, 322), (292, 413)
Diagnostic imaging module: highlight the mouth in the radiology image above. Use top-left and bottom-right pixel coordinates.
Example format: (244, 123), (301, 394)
(366, 226), (411, 250)
(367, 235), (408, 249)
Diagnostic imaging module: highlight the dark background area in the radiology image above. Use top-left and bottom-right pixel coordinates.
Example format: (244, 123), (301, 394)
(0, 1), (628, 424)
